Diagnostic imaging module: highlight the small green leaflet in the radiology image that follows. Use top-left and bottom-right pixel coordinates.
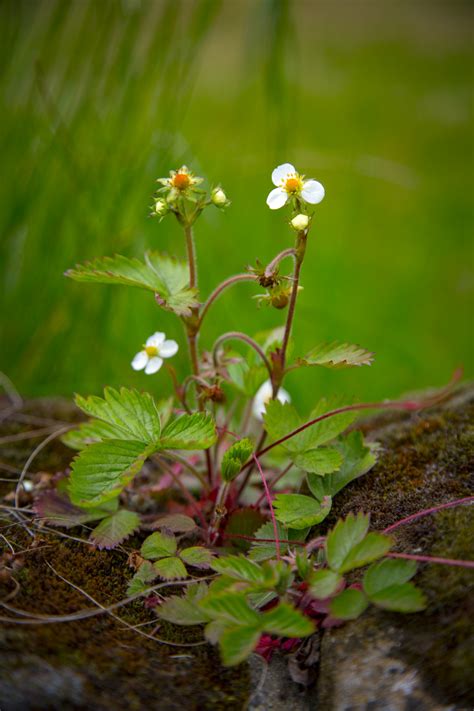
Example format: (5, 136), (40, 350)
(153, 557), (187, 580)
(368, 583), (427, 612)
(68, 439), (151, 507)
(220, 626), (262, 667)
(66, 252), (199, 317)
(308, 569), (343, 599)
(262, 603), (315, 637)
(141, 530), (177, 559)
(337, 533), (392, 573)
(62, 420), (124, 450)
(152, 514), (196, 533)
(89, 510), (140, 549)
(326, 512), (370, 571)
(296, 341), (374, 369)
(156, 583), (210, 625)
(293, 447), (342, 476)
(211, 555), (266, 584)
(273, 493), (332, 529)
(126, 560), (156, 596)
(330, 588), (369, 620)
(363, 559), (426, 612)
(249, 521), (309, 562)
(199, 591), (261, 626)
(180, 546), (213, 569)
(221, 438), (254, 482)
(159, 413), (217, 450)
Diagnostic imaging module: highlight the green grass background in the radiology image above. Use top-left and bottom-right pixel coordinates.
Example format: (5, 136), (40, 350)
(1, 0), (472, 413)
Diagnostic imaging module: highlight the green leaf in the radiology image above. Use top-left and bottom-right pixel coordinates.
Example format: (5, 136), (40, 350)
(180, 546), (213, 569)
(66, 252), (198, 317)
(89, 510), (140, 549)
(152, 514), (196, 533)
(297, 342), (374, 369)
(326, 512), (370, 572)
(221, 438), (254, 482)
(273, 494), (332, 530)
(75, 387), (162, 444)
(145, 251), (199, 316)
(156, 583), (210, 625)
(199, 592), (261, 626)
(330, 588), (369, 620)
(363, 558), (417, 597)
(264, 398), (358, 455)
(141, 530), (177, 559)
(338, 533), (393, 573)
(211, 555), (266, 584)
(308, 432), (378, 500)
(127, 560), (157, 596)
(68, 439), (151, 507)
(34, 491), (117, 527)
(293, 447), (342, 475)
(220, 626), (262, 666)
(159, 413), (217, 450)
(308, 569), (343, 599)
(369, 583), (427, 612)
(263, 603), (315, 637)
(62, 419), (124, 450)
(153, 556), (188, 580)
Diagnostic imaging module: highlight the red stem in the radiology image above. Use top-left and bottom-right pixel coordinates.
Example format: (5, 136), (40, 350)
(253, 454), (281, 560)
(387, 552), (474, 569)
(383, 496), (474, 534)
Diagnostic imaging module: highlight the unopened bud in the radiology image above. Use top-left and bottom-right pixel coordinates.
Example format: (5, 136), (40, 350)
(154, 199), (168, 217)
(211, 187), (228, 207)
(291, 213), (310, 231)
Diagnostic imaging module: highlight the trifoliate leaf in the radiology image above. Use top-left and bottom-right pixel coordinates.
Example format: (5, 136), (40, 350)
(263, 603), (315, 637)
(221, 438), (254, 482)
(273, 494), (332, 530)
(180, 546), (213, 569)
(75, 387), (162, 444)
(326, 512), (370, 572)
(126, 560), (157, 596)
(211, 555), (266, 584)
(308, 432), (378, 500)
(141, 530), (177, 559)
(363, 558), (418, 597)
(297, 342), (374, 369)
(220, 626), (262, 667)
(68, 439), (151, 507)
(308, 569), (343, 599)
(338, 533), (392, 573)
(369, 583), (427, 612)
(153, 556), (188, 580)
(330, 588), (369, 620)
(66, 252), (198, 317)
(152, 514), (197, 533)
(199, 591), (261, 626)
(156, 583), (211, 625)
(89, 510), (140, 549)
(293, 447), (342, 476)
(159, 413), (217, 450)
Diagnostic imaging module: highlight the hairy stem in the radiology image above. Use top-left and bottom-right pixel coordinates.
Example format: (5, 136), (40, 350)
(265, 247), (296, 276)
(199, 274), (257, 326)
(212, 331), (272, 376)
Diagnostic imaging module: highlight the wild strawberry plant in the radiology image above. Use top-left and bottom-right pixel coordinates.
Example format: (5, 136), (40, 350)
(37, 162), (435, 666)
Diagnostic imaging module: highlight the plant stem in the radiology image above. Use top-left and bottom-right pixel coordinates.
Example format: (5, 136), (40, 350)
(265, 247), (296, 276)
(158, 458), (208, 531)
(254, 462), (293, 507)
(387, 552), (474, 569)
(184, 224), (197, 290)
(383, 496), (474, 534)
(253, 454), (280, 560)
(212, 331), (273, 377)
(199, 274), (257, 326)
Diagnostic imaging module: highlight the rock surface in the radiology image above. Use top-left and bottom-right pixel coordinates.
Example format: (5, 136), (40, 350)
(0, 387), (473, 710)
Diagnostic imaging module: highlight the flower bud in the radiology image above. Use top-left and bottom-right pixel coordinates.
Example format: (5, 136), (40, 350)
(291, 213), (310, 231)
(211, 187), (228, 207)
(154, 199), (168, 217)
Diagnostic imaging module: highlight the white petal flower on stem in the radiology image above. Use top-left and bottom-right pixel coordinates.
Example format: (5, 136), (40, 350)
(131, 332), (179, 375)
(266, 163), (325, 210)
(252, 379), (291, 421)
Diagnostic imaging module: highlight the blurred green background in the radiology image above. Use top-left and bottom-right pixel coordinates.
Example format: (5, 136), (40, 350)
(1, 0), (472, 412)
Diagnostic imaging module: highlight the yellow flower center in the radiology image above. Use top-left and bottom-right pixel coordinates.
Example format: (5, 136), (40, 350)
(172, 172), (191, 190)
(145, 345), (158, 357)
(284, 176), (302, 194)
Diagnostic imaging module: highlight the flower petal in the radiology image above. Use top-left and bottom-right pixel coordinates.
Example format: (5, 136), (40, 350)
(301, 180), (325, 205)
(146, 332), (166, 347)
(252, 380), (274, 420)
(272, 163), (296, 186)
(131, 351), (148, 371)
(159, 339), (179, 358)
(144, 356), (163, 375)
(266, 188), (288, 210)
(277, 386), (291, 406)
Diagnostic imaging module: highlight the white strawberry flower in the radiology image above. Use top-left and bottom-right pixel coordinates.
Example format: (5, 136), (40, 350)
(266, 163), (325, 210)
(131, 332), (179, 375)
(252, 379), (291, 420)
